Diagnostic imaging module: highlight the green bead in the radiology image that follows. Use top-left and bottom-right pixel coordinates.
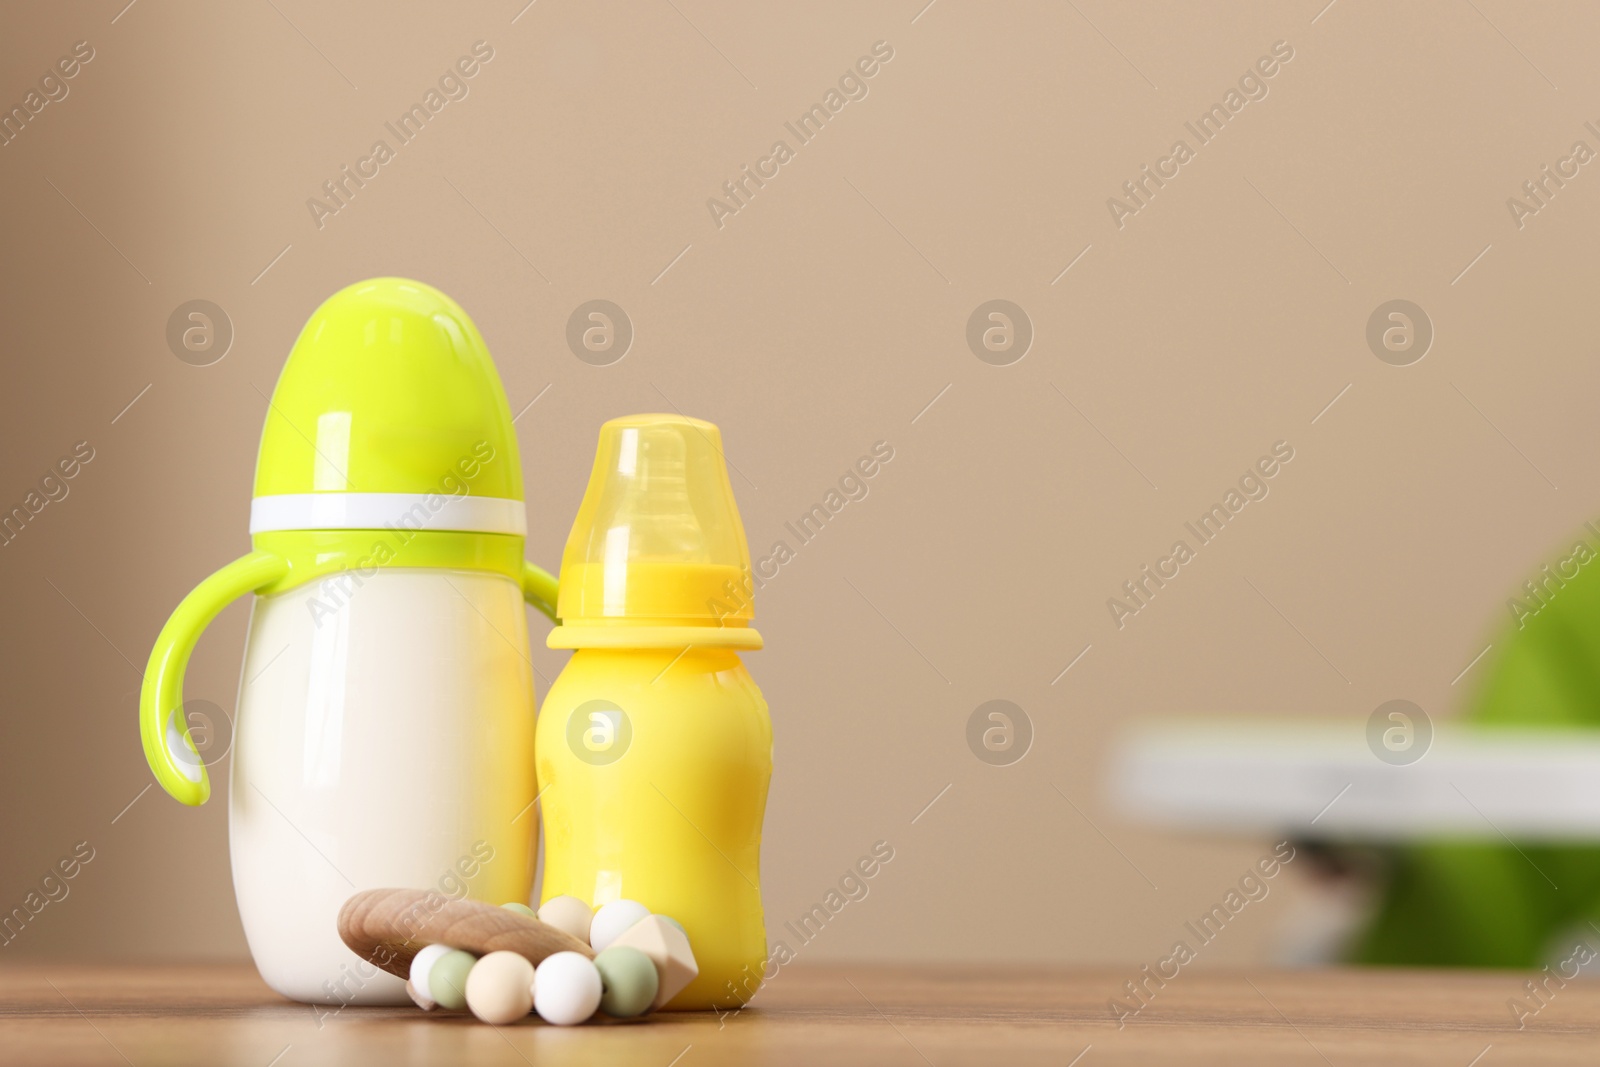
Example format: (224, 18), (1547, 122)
(594, 946), (659, 1018)
(429, 949), (476, 1010)
(501, 902), (536, 917)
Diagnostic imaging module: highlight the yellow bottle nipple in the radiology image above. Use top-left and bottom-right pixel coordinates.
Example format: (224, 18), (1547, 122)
(551, 414), (760, 649)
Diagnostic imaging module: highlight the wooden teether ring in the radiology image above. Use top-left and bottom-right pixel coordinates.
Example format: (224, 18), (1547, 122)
(337, 888), (594, 978)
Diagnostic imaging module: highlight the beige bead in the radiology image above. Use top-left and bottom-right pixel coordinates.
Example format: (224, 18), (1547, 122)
(465, 951), (536, 1025)
(607, 915), (699, 1010)
(537, 895), (594, 945)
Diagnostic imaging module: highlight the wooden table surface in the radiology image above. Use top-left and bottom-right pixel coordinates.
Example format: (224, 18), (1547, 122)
(1, 963), (1595, 1066)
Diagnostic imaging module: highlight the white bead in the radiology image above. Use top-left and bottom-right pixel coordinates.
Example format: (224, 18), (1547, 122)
(589, 899), (650, 951)
(533, 951), (602, 1026)
(465, 951), (536, 1025)
(408, 943), (452, 1008)
(537, 895), (594, 944)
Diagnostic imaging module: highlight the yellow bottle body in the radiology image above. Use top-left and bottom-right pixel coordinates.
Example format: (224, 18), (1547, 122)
(537, 646), (771, 1009)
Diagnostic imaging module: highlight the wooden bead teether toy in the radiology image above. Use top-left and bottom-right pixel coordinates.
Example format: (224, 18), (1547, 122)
(337, 888), (593, 979)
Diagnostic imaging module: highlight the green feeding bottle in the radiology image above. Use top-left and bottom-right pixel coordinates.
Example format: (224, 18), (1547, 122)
(138, 278), (560, 1004)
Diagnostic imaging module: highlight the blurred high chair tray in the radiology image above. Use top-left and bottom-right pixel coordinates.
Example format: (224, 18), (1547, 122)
(1110, 721), (1600, 841)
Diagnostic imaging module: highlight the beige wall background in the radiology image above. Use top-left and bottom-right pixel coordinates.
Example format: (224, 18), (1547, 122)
(2, 0), (1597, 970)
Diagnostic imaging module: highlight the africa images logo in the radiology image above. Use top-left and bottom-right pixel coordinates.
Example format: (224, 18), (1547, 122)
(1104, 40), (1295, 230)
(305, 42), (495, 230)
(705, 41), (895, 230)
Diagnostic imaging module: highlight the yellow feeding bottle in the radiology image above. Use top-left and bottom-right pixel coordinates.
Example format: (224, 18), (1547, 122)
(138, 278), (559, 1004)
(539, 414), (772, 1010)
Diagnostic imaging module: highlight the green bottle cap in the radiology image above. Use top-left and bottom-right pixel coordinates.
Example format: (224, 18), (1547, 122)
(250, 277), (525, 535)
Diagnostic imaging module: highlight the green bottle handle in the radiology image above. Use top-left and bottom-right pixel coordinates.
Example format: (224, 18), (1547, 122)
(141, 553), (561, 806)
(522, 561), (559, 623)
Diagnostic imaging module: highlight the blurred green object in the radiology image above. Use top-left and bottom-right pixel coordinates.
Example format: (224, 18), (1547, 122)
(1354, 551), (1600, 965)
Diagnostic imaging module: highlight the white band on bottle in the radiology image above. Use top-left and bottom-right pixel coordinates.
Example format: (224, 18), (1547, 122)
(249, 493), (527, 536)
